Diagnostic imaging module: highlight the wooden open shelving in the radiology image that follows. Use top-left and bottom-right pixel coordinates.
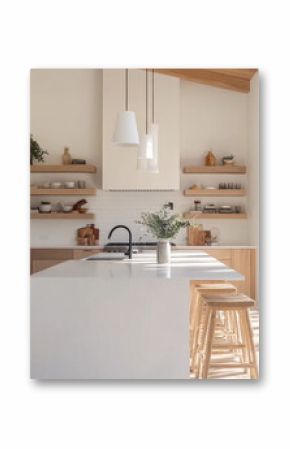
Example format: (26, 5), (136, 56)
(30, 166), (97, 219)
(183, 165), (247, 174)
(31, 212), (95, 220)
(30, 164), (97, 173)
(184, 188), (246, 197)
(184, 212), (247, 219)
(31, 187), (96, 196)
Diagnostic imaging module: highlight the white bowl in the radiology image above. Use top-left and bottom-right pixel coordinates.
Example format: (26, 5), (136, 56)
(223, 159), (234, 165)
(64, 181), (75, 188)
(62, 205), (73, 212)
(51, 182), (62, 188)
(39, 204), (52, 213)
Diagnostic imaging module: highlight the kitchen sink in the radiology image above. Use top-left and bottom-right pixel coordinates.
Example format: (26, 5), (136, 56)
(86, 252), (126, 261)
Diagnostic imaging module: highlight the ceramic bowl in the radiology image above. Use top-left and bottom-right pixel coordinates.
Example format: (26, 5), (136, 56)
(39, 204), (52, 213)
(64, 181), (75, 188)
(223, 159), (234, 165)
(51, 182), (62, 188)
(62, 205), (73, 213)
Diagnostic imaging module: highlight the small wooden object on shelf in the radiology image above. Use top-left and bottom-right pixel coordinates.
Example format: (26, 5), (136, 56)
(205, 150), (217, 166)
(62, 147), (72, 165)
(72, 199), (88, 213)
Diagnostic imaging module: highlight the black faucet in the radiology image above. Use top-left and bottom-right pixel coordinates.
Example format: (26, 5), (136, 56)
(107, 225), (133, 259)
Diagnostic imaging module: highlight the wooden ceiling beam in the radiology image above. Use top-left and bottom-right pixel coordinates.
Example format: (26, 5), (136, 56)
(209, 69), (258, 80)
(154, 69), (258, 93)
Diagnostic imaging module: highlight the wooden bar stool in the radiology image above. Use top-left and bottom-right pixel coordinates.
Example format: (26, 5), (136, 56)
(198, 294), (258, 379)
(190, 283), (237, 375)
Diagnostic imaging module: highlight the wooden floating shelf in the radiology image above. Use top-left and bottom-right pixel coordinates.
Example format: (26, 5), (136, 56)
(184, 189), (246, 197)
(31, 187), (96, 196)
(184, 212), (247, 219)
(183, 165), (247, 174)
(30, 164), (97, 173)
(31, 212), (95, 220)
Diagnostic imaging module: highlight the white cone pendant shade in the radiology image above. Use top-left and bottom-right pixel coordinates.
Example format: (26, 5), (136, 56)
(113, 69), (140, 146)
(113, 111), (140, 146)
(147, 123), (159, 173)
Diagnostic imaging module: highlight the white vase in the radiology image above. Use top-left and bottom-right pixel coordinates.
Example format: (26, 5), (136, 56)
(157, 240), (171, 264)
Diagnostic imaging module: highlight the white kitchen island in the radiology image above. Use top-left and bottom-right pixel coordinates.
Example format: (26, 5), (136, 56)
(31, 251), (244, 380)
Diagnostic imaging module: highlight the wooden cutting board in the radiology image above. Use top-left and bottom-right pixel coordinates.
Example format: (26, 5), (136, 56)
(187, 225), (206, 245)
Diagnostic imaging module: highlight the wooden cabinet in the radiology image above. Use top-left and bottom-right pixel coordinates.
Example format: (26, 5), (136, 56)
(204, 248), (256, 299)
(31, 259), (63, 273)
(204, 249), (232, 265)
(73, 249), (102, 260)
(231, 249), (252, 296)
(102, 69), (180, 190)
(31, 248), (101, 274)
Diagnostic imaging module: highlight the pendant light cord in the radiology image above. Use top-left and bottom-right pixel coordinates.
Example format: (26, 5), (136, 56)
(145, 69), (148, 134)
(152, 69), (155, 124)
(125, 69), (129, 111)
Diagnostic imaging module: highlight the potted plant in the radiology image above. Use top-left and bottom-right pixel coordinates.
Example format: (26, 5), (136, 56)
(222, 154), (234, 165)
(30, 135), (48, 165)
(137, 205), (189, 263)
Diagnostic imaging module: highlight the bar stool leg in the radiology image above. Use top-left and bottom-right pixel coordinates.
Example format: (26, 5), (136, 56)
(201, 308), (216, 379)
(190, 294), (203, 374)
(190, 291), (200, 357)
(241, 309), (258, 379)
(197, 306), (210, 378)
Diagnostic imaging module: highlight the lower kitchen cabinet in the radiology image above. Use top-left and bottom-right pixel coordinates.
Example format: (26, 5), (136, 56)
(31, 259), (64, 273)
(204, 248), (256, 299)
(31, 248), (101, 274)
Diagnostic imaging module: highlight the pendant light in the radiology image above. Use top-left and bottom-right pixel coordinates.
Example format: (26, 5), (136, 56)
(113, 69), (140, 146)
(147, 69), (159, 174)
(137, 69), (154, 171)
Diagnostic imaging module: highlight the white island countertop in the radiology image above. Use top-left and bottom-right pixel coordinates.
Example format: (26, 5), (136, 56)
(31, 250), (244, 380)
(32, 250), (244, 281)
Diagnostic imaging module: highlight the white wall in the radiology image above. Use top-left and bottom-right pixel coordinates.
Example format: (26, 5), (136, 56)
(30, 70), (254, 246)
(247, 73), (259, 300)
(248, 73), (259, 246)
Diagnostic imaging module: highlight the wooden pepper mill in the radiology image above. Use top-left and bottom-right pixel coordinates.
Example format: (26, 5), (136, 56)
(205, 150), (216, 166)
(62, 147), (72, 165)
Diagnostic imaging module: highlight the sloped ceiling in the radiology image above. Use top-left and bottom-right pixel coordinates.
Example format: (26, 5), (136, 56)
(154, 69), (258, 93)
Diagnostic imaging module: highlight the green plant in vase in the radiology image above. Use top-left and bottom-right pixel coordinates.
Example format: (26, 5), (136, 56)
(137, 205), (189, 263)
(30, 135), (48, 165)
